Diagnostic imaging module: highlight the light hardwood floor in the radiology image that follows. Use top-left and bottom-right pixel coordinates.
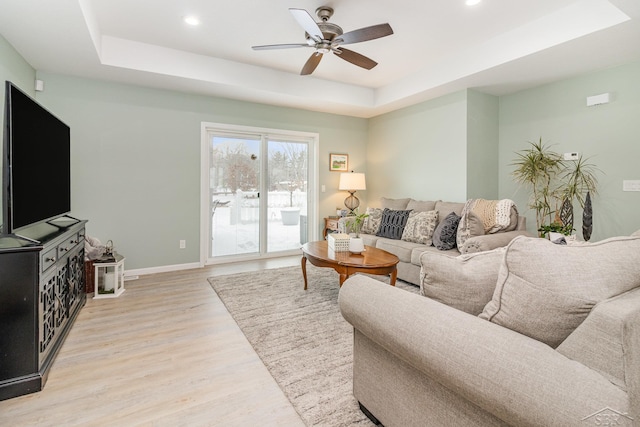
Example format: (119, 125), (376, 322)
(0, 256), (305, 426)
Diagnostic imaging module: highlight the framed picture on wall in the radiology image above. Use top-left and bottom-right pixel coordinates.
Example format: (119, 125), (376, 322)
(329, 153), (348, 172)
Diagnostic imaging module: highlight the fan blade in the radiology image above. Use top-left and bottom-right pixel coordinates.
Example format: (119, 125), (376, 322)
(333, 48), (377, 70)
(337, 23), (393, 45)
(252, 43), (310, 51)
(289, 8), (323, 42)
(301, 52), (323, 75)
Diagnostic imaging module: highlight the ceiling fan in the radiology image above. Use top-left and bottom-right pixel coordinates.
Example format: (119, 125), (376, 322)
(252, 6), (393, 76)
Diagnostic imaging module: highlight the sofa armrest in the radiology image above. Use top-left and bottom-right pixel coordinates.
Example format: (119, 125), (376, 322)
(339, 275), (629, 426)
(460, 230), (534, 254)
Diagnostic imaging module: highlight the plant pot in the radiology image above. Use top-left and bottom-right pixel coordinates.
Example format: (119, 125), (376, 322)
(349, 237), (365, 254)
(281, 207), (300, 226)
(548, 232), (564, 242)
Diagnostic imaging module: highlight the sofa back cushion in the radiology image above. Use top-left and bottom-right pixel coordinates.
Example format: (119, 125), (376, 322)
(434, 201), (465, 218)
(381, 197), (411, 210)
(480, 235), (640, 348)
(406, 199), (438, 213)
(420, 247), (505, 315)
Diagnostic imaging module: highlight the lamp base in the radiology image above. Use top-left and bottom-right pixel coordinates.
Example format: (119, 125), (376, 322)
(344, 191), (360, 215)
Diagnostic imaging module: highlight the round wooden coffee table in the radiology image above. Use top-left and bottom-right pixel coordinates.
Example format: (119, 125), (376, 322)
(300, 240), (400, 289)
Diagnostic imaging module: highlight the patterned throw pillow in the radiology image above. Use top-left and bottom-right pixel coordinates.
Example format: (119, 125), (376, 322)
(360, 207), (384, 235)
(432, 212), (461, 250)
(376, 208), (412, 240)
(401, 210), (439, 245)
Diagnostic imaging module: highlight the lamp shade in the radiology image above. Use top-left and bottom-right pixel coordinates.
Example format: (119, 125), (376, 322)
(338, 172), (366, 191)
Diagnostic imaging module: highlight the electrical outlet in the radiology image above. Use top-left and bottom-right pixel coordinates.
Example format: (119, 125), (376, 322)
(563, 152), (579, 160)
(179, 240), (186, 249)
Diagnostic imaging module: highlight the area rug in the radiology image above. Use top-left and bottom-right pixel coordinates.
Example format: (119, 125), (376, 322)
(208, 265), (417, 426)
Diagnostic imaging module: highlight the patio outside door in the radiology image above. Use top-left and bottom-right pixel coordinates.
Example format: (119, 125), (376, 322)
(203, 124), (317, 263)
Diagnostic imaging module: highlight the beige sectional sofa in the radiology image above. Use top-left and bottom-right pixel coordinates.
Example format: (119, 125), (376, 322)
(339, 234), (640, 426)
(339, 197), (531, 285)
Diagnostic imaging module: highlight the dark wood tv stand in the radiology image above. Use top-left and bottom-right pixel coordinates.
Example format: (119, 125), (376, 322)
(0, 219), (87, 401)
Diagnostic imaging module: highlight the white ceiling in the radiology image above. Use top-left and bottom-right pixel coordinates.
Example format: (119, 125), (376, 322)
(1, 0), (639, 118)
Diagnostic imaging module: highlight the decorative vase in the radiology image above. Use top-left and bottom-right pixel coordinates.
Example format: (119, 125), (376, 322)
(349, 237), (365, 254)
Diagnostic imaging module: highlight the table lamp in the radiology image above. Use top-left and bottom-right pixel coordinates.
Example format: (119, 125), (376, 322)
(338, 172), (366, 214)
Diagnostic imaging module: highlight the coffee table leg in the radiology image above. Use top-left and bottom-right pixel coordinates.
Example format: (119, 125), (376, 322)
(301, 255), (308, 290)
(339, 272), (348, 287)
(389, 267), (397, 286)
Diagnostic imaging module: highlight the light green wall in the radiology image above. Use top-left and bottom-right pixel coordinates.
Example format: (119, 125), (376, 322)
(467, 90), (499, 199)
(0, 34), (36, 231)
(33, 73), (367, 269)
(367, 89), (499, 206)
(499, 60), (640, 240)
(367, 90), (469, 205)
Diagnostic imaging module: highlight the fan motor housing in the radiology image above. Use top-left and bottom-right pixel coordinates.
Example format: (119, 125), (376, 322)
(309, 22), (343, 42)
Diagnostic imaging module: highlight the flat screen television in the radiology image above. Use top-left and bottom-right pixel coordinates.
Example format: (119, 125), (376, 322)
(2, 81), (71, 235)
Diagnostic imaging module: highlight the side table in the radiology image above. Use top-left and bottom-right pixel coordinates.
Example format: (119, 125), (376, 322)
(93, 254), (125, 299)
(323, 217), (340, 239)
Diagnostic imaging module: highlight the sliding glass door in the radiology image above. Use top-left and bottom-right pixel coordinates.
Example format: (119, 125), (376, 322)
(209, 134), (261, 257)
(202, 123), (317, 264)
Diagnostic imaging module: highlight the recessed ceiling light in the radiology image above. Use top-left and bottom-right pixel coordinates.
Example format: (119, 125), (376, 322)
(184, 15), (200, 26)
(466, 0), (482, 5)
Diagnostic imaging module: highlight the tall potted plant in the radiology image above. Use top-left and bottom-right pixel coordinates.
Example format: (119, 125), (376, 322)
(512, 139), (600, 240)
(511, 139), (564, 235)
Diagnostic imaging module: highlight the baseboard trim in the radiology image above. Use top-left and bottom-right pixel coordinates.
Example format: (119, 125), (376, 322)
(125, 262), (202, 278)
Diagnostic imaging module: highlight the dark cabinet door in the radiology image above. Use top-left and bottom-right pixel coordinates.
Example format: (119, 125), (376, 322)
(0, 250), (39, 381)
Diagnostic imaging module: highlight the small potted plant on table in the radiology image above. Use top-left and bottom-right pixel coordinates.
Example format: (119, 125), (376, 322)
(345, 211), (369, 254)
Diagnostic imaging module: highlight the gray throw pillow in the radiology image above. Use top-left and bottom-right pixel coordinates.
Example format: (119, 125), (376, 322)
(480, 235), (640, 348)
(432, 212), (461, 250)
(376, 208), (412, 240)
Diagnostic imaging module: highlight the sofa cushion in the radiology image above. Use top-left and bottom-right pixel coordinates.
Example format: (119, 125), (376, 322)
(381, 197), (411, 210)
(432, 212), (461, 250)
(401, 210), (438, 245)
(434, 201), (465, 218)
(361, 234), (380, 247)
(376, 209), (412, 240)
(480, 235), (640, 348)
(376, 238), (424, 263)
(420, 248), (505, 315)
(406, 199), (438, 213)
(361, 207), (383, 235)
